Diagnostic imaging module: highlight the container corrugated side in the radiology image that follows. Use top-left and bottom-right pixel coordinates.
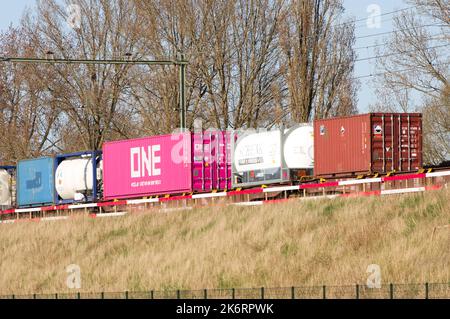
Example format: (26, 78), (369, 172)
(314, 113), (423, 176)
(314, 114), (371, 176)
(17, 157), (56, 207)
(103, 133), (192, 200)
(192, 131), (232, 192)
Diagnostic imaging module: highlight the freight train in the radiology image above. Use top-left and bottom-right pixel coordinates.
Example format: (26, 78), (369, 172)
(0, 113), (426, 209)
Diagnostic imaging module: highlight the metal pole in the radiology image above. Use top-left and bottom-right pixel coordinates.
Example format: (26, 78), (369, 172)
(1, 57), (184, 66)
(179, 53), (187, 131)
(1, 55), (189, 132)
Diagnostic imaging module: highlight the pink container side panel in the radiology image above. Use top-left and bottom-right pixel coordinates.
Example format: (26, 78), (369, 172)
(191, 131), (232, 192)
(103, 133), (192, 199)
(221, 131), (233, 190)
(203, 131), (213, 190)
(192, 133), (205, 191)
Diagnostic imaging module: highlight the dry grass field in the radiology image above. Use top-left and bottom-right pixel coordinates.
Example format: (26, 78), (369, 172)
(0, 188), (449, 295)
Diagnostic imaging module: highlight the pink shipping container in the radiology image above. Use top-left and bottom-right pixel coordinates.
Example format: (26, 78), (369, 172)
(314, 113), (423, 176)
(102, 131), (232, 200)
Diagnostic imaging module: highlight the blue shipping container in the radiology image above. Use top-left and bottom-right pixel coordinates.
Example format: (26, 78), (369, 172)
(17, 157), (56, 207)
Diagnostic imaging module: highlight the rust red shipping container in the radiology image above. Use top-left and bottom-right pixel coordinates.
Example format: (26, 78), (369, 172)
(314, 113), (423, 176)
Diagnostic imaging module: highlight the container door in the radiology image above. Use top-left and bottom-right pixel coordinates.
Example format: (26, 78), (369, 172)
(204, 131), (213, 191)
(192, 132), (205, 192)
(400, 114), (422, 171)
(192, 131), (216, 192)
(210, 132), (219, 190)
(227, 132), (234, 190)
(215, 131), (231, 190)
(392, 114), (407, 172)
(371, 114), (389, 172)
(371, 114), (394, 172)
(371, 114), (422, 173)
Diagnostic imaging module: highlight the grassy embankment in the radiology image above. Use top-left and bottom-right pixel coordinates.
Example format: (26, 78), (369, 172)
(0, 188), (449, 295)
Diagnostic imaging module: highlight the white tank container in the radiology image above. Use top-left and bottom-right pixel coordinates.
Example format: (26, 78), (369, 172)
(0, 169), (11, 206)
(233, 130), (282, 173)
(55, 158), (101, 200)
(283, 125), (314, 169)
(233, 125), (314, 173)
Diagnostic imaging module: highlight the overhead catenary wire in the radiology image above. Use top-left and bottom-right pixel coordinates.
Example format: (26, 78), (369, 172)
(352, 61), (450, 80)
(354, 43), (450, 63)
(353, 33), (448, 50)
(332, 5), (419, 30)
(352, 6), (420, 30)
(354, 23), (448, 40)
(277, 6), (425, 46)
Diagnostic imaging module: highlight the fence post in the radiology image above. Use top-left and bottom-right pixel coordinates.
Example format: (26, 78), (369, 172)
(232, 288), (235, 299)
(389, 283), (394, 299)
(291, 287), (295, 299)
(322, 285), (326, 299)
(33, 294), (36, 299)
(425, 283), (429, 299)
(150, 290), (154, 299)
(125, 291), (129, 299)
(356, 284), (359, 299)
(261, 287), (264, 299)
(204, 289), (207, 299)
(101, 292), (105, 299)
(177, 290), (180, 299)
(55, 293), (58, 299)
(77, 292), (81, 299)
(12, 294), (15, 299)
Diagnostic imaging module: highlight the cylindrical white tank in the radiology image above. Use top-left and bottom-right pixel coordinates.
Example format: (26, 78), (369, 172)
(55, 158), (101, 200)
(233, 130), (282, 173)
(233, 125), (314, 173)
(0, 169), (11, 206)
(283, 125), (314, 169)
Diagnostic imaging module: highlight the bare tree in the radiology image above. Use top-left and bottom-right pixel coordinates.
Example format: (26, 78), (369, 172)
(0, 0), (359, 161)
(371, 0), (449, 164)
(133, 0), (285, 131)
(22, 0), (147, 150)
(279, 0), (358, 122)
(0, 26), (61, 160)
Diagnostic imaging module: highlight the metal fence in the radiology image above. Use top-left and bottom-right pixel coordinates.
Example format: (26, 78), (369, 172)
(1, 283), (449, 299)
